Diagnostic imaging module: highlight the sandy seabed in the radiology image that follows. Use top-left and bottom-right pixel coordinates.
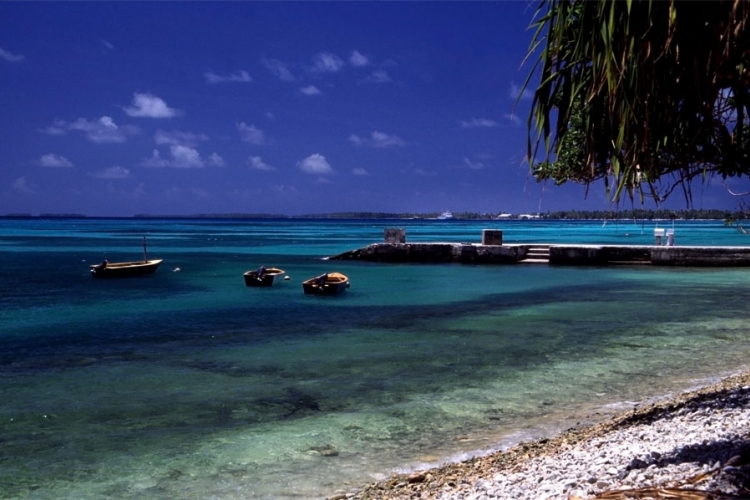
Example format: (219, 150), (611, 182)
(334, 370), (750, 500)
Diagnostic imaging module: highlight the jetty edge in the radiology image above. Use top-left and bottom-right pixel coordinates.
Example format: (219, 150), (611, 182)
(327, 242), (750, 266)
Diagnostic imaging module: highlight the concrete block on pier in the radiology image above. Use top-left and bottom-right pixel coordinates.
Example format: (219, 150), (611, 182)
(384, 228), (406, 243)
(482, 229), (503, 245)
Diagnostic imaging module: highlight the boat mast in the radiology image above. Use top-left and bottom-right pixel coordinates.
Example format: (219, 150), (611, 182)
(142, 236), (148, 261)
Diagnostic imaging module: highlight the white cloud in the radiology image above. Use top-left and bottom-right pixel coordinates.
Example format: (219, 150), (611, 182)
(503, 113), (522, 126)
(0, 47), (24, 62)
(349, 50), (369, 67)
(12, 177), (35, 194)
(415, 168), (437, 176)
(164, 186), (210, 200)
(237, 122), (265, 145)
(360, 70), (392, 84)
(134, 182), (146, 197)
(352, 168), (369, 176)
(170, 145), (204, 168)
(272, 184), (299, 194)
(124, 93), (181, 118)
(263, 58), (294, 81)
(207, 153), (225, 167)
(141, 150), (170, 168)
(248, 156), (275, 171)
(300, 85), (322, 96)
(93, 166), (130, 179)
(312, 52), (344, 73)
(67, 116), (138, 143)
(204, 70), (252, 84)
(141, 146), (220, 168)
(510, 82), (534, 100)
(349, 131), (405, 148)
(371, 131), (405, 148)
(39, 120), (68, 135)
(298, 153), (333, 174)
(39, 154), (73, 168)
(41, 117), (138, 141)
(154, 130), (208, 147)
(462, 157), (485, 170)
(101, 39), (114, 50)
(461, 118), (499, 129)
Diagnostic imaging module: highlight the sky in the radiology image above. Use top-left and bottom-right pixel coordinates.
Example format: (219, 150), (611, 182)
(1, 1), (748, 217)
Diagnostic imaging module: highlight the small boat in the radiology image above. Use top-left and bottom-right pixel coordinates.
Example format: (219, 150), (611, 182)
(302, 272), (350, 296)
(244, 266), (285, 287)
(436, 211), (453, 220)
(90, 259), (163, 278)
(90, 236), (162, 278)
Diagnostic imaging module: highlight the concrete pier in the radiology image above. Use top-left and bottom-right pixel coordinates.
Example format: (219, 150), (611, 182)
(327, 242), (750, 267)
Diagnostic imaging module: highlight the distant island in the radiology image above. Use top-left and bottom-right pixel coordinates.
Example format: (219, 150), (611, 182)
(1, 209), (744, 221)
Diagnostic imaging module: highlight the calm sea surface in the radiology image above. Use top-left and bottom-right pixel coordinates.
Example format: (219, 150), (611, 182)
(2, 218), (750, 499)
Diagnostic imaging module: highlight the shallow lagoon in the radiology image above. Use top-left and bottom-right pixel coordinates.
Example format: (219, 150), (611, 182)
(1, 218), (749, 499)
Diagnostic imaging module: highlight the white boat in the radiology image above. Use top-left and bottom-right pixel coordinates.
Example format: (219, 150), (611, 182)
(436, 211), (453, 220)
(90, 259), (162, 278)
(90, 236), (162, 278)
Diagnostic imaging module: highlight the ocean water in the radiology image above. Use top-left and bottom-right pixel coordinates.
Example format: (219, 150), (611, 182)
(2, 218), (750, 499)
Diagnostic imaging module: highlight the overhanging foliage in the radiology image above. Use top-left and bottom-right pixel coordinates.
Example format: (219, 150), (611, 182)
(526, 0), (750, 206)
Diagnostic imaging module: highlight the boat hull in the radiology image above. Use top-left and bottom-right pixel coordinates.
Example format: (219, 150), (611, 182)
(302, 272), (349, 295)
(243, 268), (285, 287)
(90, 259), (163, 278)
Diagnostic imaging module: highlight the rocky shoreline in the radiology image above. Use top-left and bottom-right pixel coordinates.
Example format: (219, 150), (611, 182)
(332, 370), (750, 500)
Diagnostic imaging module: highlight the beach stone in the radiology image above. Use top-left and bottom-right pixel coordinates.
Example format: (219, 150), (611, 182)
(348, 372), (750, 500)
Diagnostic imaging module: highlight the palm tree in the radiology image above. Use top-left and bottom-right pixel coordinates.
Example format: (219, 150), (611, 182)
(526, 0), (750, 206)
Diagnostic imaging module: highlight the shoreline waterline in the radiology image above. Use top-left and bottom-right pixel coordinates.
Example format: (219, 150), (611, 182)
(346, 367), (750, 499)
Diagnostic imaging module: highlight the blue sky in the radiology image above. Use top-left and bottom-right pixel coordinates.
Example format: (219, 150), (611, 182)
(1, 1), (746, 217)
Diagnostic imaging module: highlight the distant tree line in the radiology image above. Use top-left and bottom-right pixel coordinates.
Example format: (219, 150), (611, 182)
(538, 209), (741, 221)
(2, 209), (745, 221)
(290, 209), (745, 220)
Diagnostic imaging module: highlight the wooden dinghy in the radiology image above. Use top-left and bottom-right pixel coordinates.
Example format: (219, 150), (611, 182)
(90, 259), (163, 278)
(90, 236), (162, 278)
(243, 266), (286, 287)
(302, 272), (350, 296)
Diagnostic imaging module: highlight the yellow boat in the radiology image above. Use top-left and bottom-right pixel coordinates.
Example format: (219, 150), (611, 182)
(302, 272), (350, 296)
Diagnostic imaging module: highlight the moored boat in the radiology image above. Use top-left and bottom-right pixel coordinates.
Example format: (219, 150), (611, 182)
(243, 266), (285, 287)
(90, 236), (162, 278)
(302, 272), (350, 296)
(90, 259), (163, 278)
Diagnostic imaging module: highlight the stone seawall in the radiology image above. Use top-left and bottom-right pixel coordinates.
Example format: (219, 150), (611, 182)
(328, 243), (522, 263)
(650, 246), (750, 266)
(327, 243), (750, 266)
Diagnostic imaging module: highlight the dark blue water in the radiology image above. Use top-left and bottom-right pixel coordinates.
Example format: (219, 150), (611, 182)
(2, 218), (749, 499)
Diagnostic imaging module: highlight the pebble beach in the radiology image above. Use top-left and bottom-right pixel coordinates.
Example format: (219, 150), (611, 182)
(340, 370), (750, 500)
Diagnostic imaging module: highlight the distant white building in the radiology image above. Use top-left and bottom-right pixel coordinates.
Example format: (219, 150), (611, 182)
(518, 214), (541, 220)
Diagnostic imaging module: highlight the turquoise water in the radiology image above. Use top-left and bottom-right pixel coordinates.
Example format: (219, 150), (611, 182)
(2, 218), (750, 499)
